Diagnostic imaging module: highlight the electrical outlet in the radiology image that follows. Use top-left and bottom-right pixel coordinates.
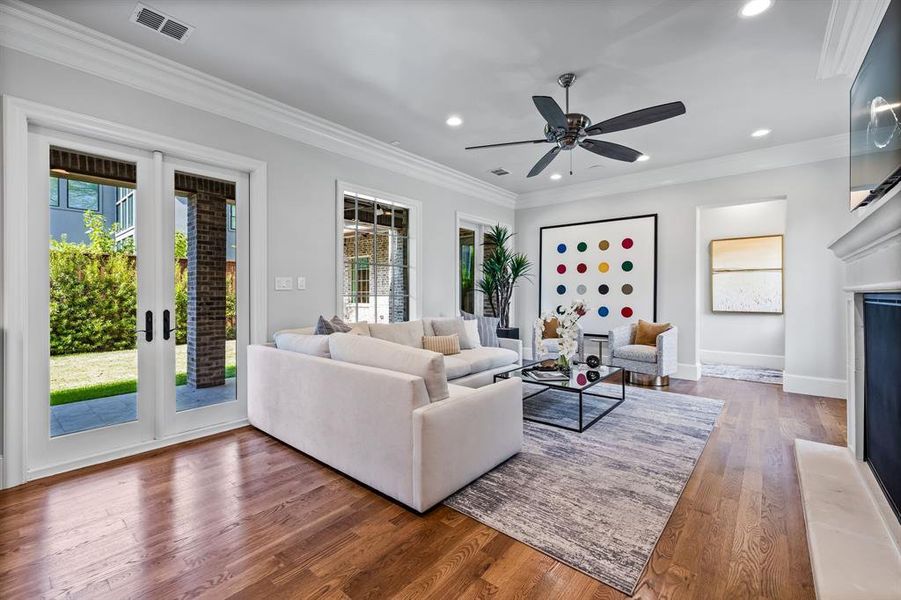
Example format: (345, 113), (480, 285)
(274, 276), (293, 291)
(297, 277), (307, 290)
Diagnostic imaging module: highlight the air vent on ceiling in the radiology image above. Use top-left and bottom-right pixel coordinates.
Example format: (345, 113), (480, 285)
(489, 168), (510, 176)
(130, 3), (195, 43)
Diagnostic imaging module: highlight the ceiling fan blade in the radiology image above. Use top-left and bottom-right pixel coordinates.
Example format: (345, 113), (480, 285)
(465, 139), (549, 150)
(579, 139), (642, 162)
(527, 146), (561, 177)
(585, 101), (686, 135)
(532, 96), (568, 130)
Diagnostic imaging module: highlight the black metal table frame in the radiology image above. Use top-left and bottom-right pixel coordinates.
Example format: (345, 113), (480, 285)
(495, 365), (626, 433)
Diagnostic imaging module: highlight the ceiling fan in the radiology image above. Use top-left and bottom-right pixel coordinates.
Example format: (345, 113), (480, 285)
(466, 73), (686, 177)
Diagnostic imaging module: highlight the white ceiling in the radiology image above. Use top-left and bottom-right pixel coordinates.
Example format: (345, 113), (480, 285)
(24, 0), (849, 194)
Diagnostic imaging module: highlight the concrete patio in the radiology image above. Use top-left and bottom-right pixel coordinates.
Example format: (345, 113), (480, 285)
(50, 378), (236, 437)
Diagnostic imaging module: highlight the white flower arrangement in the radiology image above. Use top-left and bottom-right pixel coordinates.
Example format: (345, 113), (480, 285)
(536, 299), (589, 368)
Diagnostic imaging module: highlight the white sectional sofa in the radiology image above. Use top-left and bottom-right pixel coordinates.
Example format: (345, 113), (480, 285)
(248, 318), (525, 512)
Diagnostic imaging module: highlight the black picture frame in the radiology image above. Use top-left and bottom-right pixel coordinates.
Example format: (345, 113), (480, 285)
(538, 213), (658, 339)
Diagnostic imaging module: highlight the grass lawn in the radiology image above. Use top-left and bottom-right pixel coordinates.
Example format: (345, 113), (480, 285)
(50, 341), (237, 405)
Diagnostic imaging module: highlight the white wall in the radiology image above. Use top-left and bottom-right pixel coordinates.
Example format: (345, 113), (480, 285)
(698, 199), (787, 369)
(515, 159), (853, 395)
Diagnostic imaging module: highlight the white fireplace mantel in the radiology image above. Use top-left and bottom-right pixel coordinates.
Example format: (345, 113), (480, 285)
(828, 188), (901, 263)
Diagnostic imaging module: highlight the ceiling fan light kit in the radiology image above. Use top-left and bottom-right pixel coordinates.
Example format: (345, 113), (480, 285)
(466, 72), (686, 178)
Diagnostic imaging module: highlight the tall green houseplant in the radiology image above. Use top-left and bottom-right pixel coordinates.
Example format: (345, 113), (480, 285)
(477, 224), (533, 330)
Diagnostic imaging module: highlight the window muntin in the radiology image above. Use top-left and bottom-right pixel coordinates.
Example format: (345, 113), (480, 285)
(227, 203), (237, 231)
(116, 187), (135, 232)
(67, 180), (100, 211)
(49, 177), (60, 207)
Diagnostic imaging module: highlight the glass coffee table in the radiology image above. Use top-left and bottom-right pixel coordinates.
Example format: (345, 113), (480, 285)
(495, 362), (626, 432)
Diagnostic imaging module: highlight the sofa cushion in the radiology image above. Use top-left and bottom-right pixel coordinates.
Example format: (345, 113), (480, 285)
(328, 333), (448, 401)
(615, 344), (657, 363)
(368, 320), (425, 348)
(443, 355), (472, 380)
(462, 319), (482, 349)
(423, 334), (461, 356)
(431, 317), (477, 349)
(276, 322), (369, 337)
(272, 333), (331, 357)
(458, 347), (519, 372)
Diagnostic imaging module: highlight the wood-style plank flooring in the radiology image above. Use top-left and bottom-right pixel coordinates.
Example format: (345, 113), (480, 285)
(0, 376), (846, 599)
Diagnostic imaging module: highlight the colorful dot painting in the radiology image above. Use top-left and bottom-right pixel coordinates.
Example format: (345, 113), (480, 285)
(622, 261), (633, 272)
(557, 264), (566, 274)
(598, 240), (610, 251)
(598, 284), (609, 295)
(598, 306), (609, 317)
(622, 238), (634, 249)
(622, 284), (633, 295)
(621, 307), (633, 318)
(557, 243), (567, 253)
(577, 242), (587, 252)
(576, 284), (587, 294)
(598, 262), (610, 273)
(556, 285), (566, 295)
(577, 263), (587, 274)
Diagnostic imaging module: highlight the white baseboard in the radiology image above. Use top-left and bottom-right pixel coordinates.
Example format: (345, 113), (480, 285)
(674, 363), (701, 381)
(20, 419), (249, 485)
(783, 373), (847, 399)
(700, 349), (785, 370)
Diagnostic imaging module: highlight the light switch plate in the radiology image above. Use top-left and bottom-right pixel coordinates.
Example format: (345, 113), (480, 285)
(274, 276), (293, 291)
(297, 277), (306, 290)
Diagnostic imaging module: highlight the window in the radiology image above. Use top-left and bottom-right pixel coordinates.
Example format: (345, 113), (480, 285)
(67, 180), (100, 211)
(49, 177), (60, 207)
(227, 203), (236, 231)
(116, 187), (135, 232)
(340, 188), (416, 323)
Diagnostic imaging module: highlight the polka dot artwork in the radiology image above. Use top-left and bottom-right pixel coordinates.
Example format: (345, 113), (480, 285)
(556, 305), (565, 314)
(540, 215), (656, 336)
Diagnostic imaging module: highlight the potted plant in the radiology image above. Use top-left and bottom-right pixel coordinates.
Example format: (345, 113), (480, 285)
(477, 224), (533, 340)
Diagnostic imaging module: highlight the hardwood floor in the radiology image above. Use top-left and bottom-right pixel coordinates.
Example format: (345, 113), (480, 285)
(0, 376), (846, 599)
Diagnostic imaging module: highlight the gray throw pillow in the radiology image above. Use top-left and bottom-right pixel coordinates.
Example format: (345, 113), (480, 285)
(314, 315), (352, 335)
(431, 317), (474, 349)
(461, 311), (500, 347)
(329, 315), (352, 332)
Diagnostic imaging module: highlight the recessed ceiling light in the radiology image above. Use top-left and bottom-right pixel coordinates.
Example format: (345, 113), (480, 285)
(445, 115), (463, 127)
(636, 154), (650, 162)
(550, 173), (562, 181)
(740, 0), (772, 17)
(751, 128), (771, 138)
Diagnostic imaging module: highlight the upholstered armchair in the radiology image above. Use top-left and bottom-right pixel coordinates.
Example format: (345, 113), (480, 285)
(608, 324), (678, 386)
(532, 318), (585, 361)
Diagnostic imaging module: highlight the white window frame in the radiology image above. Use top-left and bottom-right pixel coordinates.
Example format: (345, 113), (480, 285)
(335, 181), (421, 322)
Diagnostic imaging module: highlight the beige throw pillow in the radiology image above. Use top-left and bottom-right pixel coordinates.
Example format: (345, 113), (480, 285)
(422, 334), (461, 355)
(634, 319), (671, 347)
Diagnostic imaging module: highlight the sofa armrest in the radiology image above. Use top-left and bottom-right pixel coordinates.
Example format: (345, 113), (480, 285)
(655, 326), (678, 376)
(497, 336), (522, 360)
(412, 378), (522, 511)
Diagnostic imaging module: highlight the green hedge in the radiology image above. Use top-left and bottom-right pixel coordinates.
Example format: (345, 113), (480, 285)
(51, 212), (236, 356)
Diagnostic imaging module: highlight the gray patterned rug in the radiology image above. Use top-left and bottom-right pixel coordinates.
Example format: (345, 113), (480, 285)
(443, 384), (723, 595)
(701, 362), (783, 385)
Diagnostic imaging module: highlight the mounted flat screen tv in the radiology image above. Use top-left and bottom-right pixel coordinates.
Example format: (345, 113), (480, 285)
(850, 0), (901, 210)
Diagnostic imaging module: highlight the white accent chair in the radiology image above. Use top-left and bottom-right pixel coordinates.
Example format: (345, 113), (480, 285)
(608, 324), (678, 386)
(532, 318), (584, 361)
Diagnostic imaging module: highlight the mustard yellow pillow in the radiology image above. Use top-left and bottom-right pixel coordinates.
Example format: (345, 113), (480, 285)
(634, 319), (671, 347)
(542, 317), (560, 340)
(422, 334), (461, 355)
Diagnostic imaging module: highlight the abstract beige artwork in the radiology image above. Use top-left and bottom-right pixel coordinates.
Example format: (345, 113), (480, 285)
(710, 235), (783, 313)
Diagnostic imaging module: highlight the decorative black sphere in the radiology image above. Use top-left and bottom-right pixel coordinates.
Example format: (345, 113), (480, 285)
(586, 354), (601, 368)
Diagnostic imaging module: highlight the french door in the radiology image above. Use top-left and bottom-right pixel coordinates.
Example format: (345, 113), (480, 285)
(26, 129), (248, 477)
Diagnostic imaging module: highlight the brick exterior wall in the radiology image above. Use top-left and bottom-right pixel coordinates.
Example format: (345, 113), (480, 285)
(342, 231), (409, 323)
(187, 191), (227, 388)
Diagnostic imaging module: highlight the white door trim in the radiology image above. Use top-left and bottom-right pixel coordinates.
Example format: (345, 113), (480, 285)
(453, 212), (514, 322)
(1, 95), (268, 488)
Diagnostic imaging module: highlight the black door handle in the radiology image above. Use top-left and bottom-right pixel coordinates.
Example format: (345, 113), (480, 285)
(135, 310), (153, 342)
(163, 309), (177, 340)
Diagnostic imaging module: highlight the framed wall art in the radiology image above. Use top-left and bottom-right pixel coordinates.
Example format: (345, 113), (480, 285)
(710, 234), (783, 314)
(539, 214), (657, 337)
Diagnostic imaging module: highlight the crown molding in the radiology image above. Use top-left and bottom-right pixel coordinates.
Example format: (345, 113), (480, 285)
(0, 0), (516, 208)
(817, 0), (890, 80)
(516, 133), (849, 209)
